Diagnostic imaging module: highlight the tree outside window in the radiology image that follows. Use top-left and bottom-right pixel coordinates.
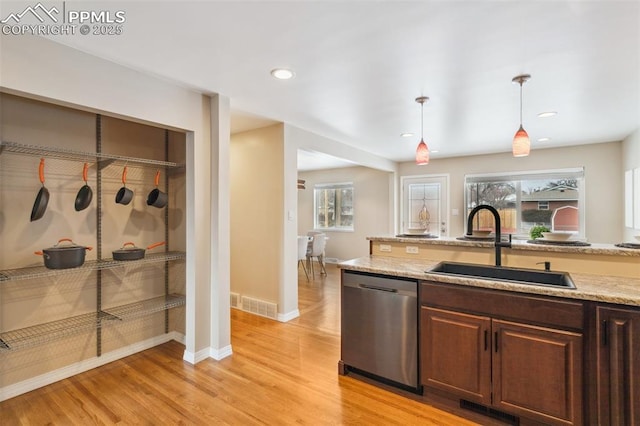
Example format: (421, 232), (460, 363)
(465, 169), (584, 237)
(314, 183), (354, 231)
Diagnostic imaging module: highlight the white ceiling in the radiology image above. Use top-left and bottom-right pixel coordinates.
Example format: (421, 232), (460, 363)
(45, 1), (639, 166)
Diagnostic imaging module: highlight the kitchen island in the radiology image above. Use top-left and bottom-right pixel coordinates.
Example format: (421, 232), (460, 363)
(338, 236), (640, 425)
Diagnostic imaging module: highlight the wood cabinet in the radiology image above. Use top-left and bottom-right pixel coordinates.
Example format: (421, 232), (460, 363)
(596, 305), (640, 425)
(421, 307), (491, 403)
(421, 281), (584, 425)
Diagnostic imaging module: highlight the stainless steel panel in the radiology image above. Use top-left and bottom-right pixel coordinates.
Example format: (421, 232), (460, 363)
(341, 271), (418, 388)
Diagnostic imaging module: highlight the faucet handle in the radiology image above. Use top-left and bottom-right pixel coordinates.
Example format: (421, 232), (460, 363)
(536, 261), (551, 271)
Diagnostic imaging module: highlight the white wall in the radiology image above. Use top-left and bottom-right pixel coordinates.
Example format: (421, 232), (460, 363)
(622, 129), (640, 241)
(1, 35), (230, 368)
(399, 142), (624, 243)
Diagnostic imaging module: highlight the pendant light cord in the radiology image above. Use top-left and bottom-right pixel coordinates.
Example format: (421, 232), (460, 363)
(421, 101), (424, 140)
(519, 82), (523, 126)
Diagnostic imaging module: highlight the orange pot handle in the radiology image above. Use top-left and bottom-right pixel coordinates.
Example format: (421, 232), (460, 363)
(57, 238), (74, 244)
(121, 242), (136, 248)
(147, 241), (166, 250)
(122, 166), (128, 185)
(154, 170), (161, 187)
(39, 158), (45, 185)
(82, 163), (89, 183)
(34, 251), (43, 256)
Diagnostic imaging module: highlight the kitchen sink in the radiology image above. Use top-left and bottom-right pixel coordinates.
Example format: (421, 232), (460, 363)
(428, 261), (576, 289)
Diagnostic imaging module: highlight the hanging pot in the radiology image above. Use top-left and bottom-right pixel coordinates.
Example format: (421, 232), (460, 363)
(112, 241), (165, 261)
(74, 162), (93, 211)
(35, 238), (93, 269)
(115, 166), (133, 205)
(30, 158), (50, 222)
(146, 170), (167, 208)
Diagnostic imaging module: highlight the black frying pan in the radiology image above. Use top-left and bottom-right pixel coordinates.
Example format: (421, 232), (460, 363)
(30, 158), (49, 222)
(74, 163), (93, 211)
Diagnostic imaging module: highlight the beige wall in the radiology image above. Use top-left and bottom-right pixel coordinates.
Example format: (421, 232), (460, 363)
(298, 166), (393, 262)
(230, 124), (284, 305)
(622, 129), (640, 241)
(399, 142), (623, 243)
(0, 93), (187, 388)
(1, 34), (234, 375)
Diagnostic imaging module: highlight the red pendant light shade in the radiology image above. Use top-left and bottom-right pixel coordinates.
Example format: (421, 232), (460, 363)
(512, 125), (530, 157)
(512, 74), (531, 157)
(416, 139), (429, 165)
(415, 96), (430, 165)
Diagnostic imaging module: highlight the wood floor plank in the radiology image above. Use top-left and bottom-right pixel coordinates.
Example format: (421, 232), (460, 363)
(1, 265), (492, 425)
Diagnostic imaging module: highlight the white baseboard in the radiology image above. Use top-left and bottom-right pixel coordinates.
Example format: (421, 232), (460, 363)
(277, 309), (300, 322)
(183, 344), (233, 364)
(209, 345), (233, 360)
(0, 332), (181, 402)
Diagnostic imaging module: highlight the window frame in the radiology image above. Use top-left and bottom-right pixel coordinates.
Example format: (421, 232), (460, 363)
(464, 167), (585, 238)
(313, 182), (355, 232)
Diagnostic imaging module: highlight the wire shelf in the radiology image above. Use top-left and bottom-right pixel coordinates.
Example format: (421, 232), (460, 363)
(0, 251), (186, 283)
(0, 311), (118, 351)
(0, 141), (184, 169)
(0, 294), (185, 352)
(102, 294), (185, 322)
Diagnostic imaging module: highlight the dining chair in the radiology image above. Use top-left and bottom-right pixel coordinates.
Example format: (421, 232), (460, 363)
(297, 236), (311, 281)
(306, 232), (327, 278)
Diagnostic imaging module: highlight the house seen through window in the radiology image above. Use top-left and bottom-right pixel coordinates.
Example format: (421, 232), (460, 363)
(464, 168), (585, 238)
(314, 183), (354, 231)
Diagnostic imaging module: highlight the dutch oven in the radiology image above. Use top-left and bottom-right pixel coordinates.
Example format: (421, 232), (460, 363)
(35, 238), (93, 269)
(112, 241), (165, 261)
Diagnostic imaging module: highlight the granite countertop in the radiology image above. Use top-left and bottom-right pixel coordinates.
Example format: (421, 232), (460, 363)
(368, 236), (640, 257)
(338, 256), (640, 307)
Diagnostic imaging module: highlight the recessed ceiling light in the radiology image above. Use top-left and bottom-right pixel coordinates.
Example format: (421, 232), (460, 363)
(400, 132), (414, 137)
(270, 68), (295, 80)
(537, 111), (557, 118)
(537, 137), (551, 142)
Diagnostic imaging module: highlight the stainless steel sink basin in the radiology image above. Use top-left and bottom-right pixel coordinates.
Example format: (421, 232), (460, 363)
(428, 261), (576, 289)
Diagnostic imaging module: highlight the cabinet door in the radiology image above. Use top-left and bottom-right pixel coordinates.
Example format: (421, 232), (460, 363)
(421, 306), (491, 404)
(596, 306), (640, 426)
(493, 320), (582, 425)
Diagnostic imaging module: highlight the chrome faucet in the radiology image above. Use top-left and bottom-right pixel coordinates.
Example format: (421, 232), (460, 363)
(466, 204), (512, 266)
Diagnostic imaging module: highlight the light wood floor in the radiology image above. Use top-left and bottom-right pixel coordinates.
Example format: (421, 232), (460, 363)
(1, 264), (497, 425)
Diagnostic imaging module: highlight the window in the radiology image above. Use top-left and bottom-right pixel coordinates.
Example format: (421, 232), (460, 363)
(465, 168), (585, 237)
(314, 183), (354, 231)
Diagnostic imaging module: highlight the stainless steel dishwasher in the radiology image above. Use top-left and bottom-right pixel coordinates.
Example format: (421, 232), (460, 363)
(339, 270), (419, 391)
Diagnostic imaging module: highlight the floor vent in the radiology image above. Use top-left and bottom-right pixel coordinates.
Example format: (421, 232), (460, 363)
(241, 296), (277, 320)
(460, 400), (519, 425)
(230, 292), (240, 309)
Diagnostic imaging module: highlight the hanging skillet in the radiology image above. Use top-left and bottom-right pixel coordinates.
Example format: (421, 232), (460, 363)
(74, 163), (93, 211)
(30, 158), (49, 222)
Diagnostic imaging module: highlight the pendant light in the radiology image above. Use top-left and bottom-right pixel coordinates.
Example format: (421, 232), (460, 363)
(512, 74), (531, 157)
(415, 96), (429, 165)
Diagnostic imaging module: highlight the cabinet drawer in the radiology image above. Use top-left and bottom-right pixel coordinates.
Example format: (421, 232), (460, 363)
(421, 281), (584, 330)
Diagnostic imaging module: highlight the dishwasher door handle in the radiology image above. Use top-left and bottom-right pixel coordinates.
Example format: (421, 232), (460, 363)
(358, 283), (398, 293)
